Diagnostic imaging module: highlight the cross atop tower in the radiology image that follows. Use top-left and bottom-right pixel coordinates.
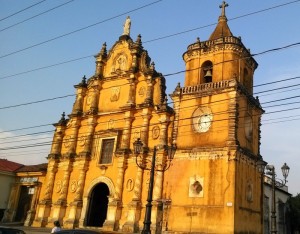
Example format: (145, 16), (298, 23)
(219, 1), (229, 17)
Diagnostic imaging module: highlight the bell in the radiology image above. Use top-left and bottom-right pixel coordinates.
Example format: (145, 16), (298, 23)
(204, 70), (212, 82)
(204, 70), (212, 78)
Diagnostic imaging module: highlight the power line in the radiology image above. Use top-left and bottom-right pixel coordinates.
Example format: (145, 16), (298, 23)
(1, 3), (300, 80)
(0, 55), (93, 80)
(143, 0), (300, 43)
(0, 0), (162, 59)
(0, 93), (299, 149)
(0, 0), (297, 60)
(1, 61), (300, 121)
(0, 94), (75, 110)
(0, 0), (47, 22)
(0, 123), (53, 134)
(0, 0), (75, 32)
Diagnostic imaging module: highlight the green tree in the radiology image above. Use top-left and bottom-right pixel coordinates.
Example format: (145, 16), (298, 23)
(288, 193), (300, 233)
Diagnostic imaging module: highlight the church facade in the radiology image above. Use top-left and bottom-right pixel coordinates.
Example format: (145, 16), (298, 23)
(24, 3), (263, 233)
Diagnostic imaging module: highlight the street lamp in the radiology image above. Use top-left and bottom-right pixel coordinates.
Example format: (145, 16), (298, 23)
(133, 138), (176, 234)
(265, 162), (290, 234)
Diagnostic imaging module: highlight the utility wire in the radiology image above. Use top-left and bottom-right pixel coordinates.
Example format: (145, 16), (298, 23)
(1, 44), (300, 112)
(0, 0), (162, 59)
(0, 124), (53, 133)
(144, 0), (300, 43)
(0, 94), (75, 110)
(1, 1), (300, 81)
(0, 0), (75, 32)
(0, 0), (297, 59)
(0, 55), (93, 80)
(0, 0), (47, 22)
(1, 106), (300, 152)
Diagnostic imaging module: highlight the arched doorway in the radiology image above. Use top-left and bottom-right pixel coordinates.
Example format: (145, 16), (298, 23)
(86, 182), (109, 227)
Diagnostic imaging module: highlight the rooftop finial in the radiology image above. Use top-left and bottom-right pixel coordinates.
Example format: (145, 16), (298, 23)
(219, 1), (228, 17)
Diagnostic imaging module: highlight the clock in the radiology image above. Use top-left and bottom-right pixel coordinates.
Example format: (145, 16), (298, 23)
(192, 107), (213, 133)
(198, 114), (213, 132)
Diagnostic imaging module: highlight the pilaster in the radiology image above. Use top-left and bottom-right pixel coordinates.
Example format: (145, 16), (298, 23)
(47, 160), (73, 227)
(122, 109), (151, 232)
(103, 154), (128, 231)
(64, 159), (89, 229)
(33, 160), (58, 227)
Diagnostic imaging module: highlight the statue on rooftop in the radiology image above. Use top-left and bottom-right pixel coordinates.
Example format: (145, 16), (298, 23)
(123, 16), (131, 36)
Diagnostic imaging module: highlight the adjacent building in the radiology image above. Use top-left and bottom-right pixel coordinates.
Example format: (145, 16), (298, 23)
(264, 176), (291, 234)
(1, 163), (47, 226)
(0, 159), (23, 221)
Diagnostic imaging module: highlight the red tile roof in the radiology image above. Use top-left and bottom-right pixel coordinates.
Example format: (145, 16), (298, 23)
(0, 158), (24, 172)
(16, 163), (47, 172)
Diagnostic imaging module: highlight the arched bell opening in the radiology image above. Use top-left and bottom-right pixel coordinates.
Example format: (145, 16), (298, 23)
(201, 61), (213, 83)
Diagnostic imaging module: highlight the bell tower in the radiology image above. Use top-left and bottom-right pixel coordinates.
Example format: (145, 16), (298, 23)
(168, 2), (265, 233)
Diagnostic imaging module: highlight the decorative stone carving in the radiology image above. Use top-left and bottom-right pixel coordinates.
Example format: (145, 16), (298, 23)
(152, 126), (160, 139)
(55, 180), (62, 193)
(70, 180), (78, 193)
(110, 87), (121, 102)
(78, 135), (86, 146)
(138, 86), (146, 97)
(86, 95), (93, 107)
(112, 54), (127, 72)
(64, 135), (72, 148)
(126, 179), (134, 191)
(66, 119), (76, 128)
(133, 129), (140, 140)
(189, 176), (204, 197)
(107, 119), (115, 130)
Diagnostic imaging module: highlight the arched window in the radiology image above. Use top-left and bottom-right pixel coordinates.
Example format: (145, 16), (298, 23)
(201, 61), (213, 83)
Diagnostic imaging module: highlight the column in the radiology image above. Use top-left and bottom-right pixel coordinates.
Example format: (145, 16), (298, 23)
(103, 157), (127, 231)
(33, 162), (58, 227)
(123, 110), (151, 232)
(72, 76), (87, 115)
(65, 160), (89, 229)
(87, 80), (101, 114)
(120, 112), (134, 149)
(49, 114), (67, 157)
(65, 117), (80, 156)
(80, 116), (97, 157)
(144, 75), (154, 105)
(123, 74), (136, 108)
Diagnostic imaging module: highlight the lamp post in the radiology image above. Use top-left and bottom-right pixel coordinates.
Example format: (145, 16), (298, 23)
(265, 163), (290, 234)
(133, 138), (176, 234)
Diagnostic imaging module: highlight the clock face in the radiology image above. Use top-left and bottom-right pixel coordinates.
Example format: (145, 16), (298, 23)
(192, 107), (213, 133)
(198, 114), (213, 132)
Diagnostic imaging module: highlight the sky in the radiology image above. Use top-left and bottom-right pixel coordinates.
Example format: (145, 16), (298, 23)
(0, 0), (300, 196)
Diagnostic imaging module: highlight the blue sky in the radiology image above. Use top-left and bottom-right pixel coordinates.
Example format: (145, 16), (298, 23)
(0, 0), (300, 195)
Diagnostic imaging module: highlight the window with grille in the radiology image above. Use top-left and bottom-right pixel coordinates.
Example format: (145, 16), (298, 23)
(99, 138), (115, 164)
